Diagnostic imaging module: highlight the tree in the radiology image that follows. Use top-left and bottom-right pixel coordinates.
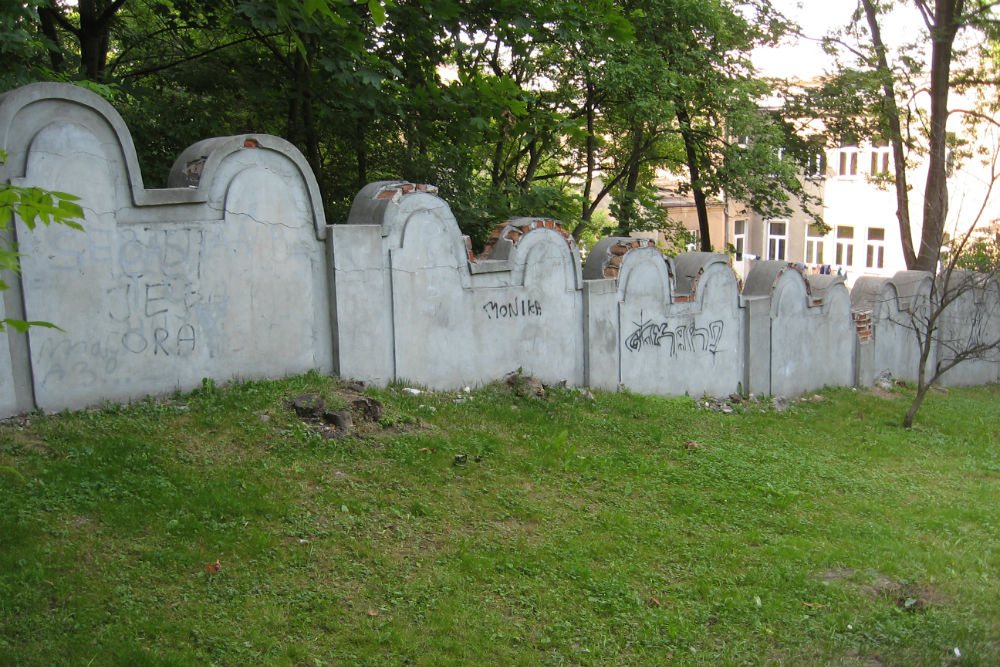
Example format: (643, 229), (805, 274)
(793, 0), (1000, 272)
(900, 224), (1000, 427)
(783, 0), (1000, 425)
(2, 0), (808, 252)
(874, 113), (1000, 426)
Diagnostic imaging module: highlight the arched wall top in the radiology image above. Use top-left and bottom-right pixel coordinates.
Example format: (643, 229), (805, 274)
(672, 252), (737, 305)
(804, 274), (850, 312)
(743, 261), (847, 311)
(582, 237), (664, 282)
(937, 269), (1000, 305)
(616, 245), (673, 303)
(891, 270), (934, 312)
(0, 82), (142, 190)
(743, 261), (807, 300)
(493, 218), (583, 290)
(168, 134), (327, 240)
(769, 267), (809, 318)
(0, 82), (328, 240)
(346, 180), (466, 254)
(851, 276), (892, 310)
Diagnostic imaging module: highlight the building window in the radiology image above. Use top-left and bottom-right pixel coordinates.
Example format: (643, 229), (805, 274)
(870, 145), (891, 174)
(767, 220), (787, 261)
(685, 228), (701, 251)
(733, 219), (746, 257)
(836, 226), (855, 266)
(807, 151), (827, 179)
(805, 223), (825, 264)
(838, 147), (859, 177)
(866, 227), (885, 268)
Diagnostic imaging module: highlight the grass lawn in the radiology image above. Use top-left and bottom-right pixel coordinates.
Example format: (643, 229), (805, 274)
(1, 373), (998, 666)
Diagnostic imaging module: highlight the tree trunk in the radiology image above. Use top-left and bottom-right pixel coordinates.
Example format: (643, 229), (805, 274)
(615, 126), (643, 235)
(676, 101), (712, 250)
(861, 0), (917, 268)
(916, 0), (963, 272)
(36, 6), (65, 73)
(75, 0), (125, 80)
(575, 81), (597, 241)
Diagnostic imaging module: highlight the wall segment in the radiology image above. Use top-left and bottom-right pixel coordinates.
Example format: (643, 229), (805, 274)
(0, 83), (333, 412)
(1, 83), (998, 416)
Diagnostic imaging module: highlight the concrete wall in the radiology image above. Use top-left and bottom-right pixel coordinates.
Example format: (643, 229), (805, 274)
(0, 83), (333, 412)
(852, 271), (934, 385)
(743, 262), (855, 396)
(582, 241), (743, 396)
(2, 82), (999, 418)
(936, 271), (1000, 386)
(331, 181), (584, 389)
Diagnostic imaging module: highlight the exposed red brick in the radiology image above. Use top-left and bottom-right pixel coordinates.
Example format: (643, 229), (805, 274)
(243, 138), (260, 148)
(376, 189), (395, 199)
(604, 266), (619, 278)
(610, 244), (629, 256)
(608, 255), (622, 268)
(852, 308), (874, 343)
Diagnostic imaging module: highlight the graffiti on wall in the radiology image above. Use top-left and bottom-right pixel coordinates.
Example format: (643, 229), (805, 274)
(482, 298), (542, 320)
(625, 313), (724, 356)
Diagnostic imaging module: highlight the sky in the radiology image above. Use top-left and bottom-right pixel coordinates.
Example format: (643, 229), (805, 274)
(751, 0), (926, 78)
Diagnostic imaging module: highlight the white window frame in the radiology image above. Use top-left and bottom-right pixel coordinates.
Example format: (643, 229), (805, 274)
(866, 227), (885, 269)
(806, 151), (826, 179)
(805, 224), (825, 265)
(733, 219), (746, 257)
(870, 146), (891, 175)
(838, 147), (859, 178)
(766, 220), (787, 261)
(836, 226), (855, 266)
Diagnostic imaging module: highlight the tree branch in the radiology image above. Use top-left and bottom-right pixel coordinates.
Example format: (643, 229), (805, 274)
(121, 33), (279, 79)
(97, 0), (129, 26)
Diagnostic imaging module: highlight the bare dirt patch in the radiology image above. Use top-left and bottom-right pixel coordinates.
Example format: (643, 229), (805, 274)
(865, 574), (950, 612)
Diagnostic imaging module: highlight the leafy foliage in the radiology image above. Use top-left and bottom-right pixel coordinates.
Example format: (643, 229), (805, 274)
(0, 0), (805, 250)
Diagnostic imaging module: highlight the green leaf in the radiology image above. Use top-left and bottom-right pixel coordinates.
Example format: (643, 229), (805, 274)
(368, 0), (386, 26)
(1, 318), (64, 333)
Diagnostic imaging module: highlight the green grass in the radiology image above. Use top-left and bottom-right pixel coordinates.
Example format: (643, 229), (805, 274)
(1, 373), (998, 666)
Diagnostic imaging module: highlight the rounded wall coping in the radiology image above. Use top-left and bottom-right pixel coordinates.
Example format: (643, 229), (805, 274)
(167, 134), (326, 240)
(0, 82), (146, 195)
(480, 217), (578, 260)
(346, 181), (459, 252)
(345, 180), (441, 227)
(616, 245), (674, 303)
(582, 237), (664, 282)
(0, 82), (328, 240)
(803, 273), (848, 309)
(500, 217), (584, 290)
(742, 261), (804, 300)
(672, 252), (732, 301)
(167, 134), (327, 240)
(889, 270), (934, 312)
(851, 276), (893, 310)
